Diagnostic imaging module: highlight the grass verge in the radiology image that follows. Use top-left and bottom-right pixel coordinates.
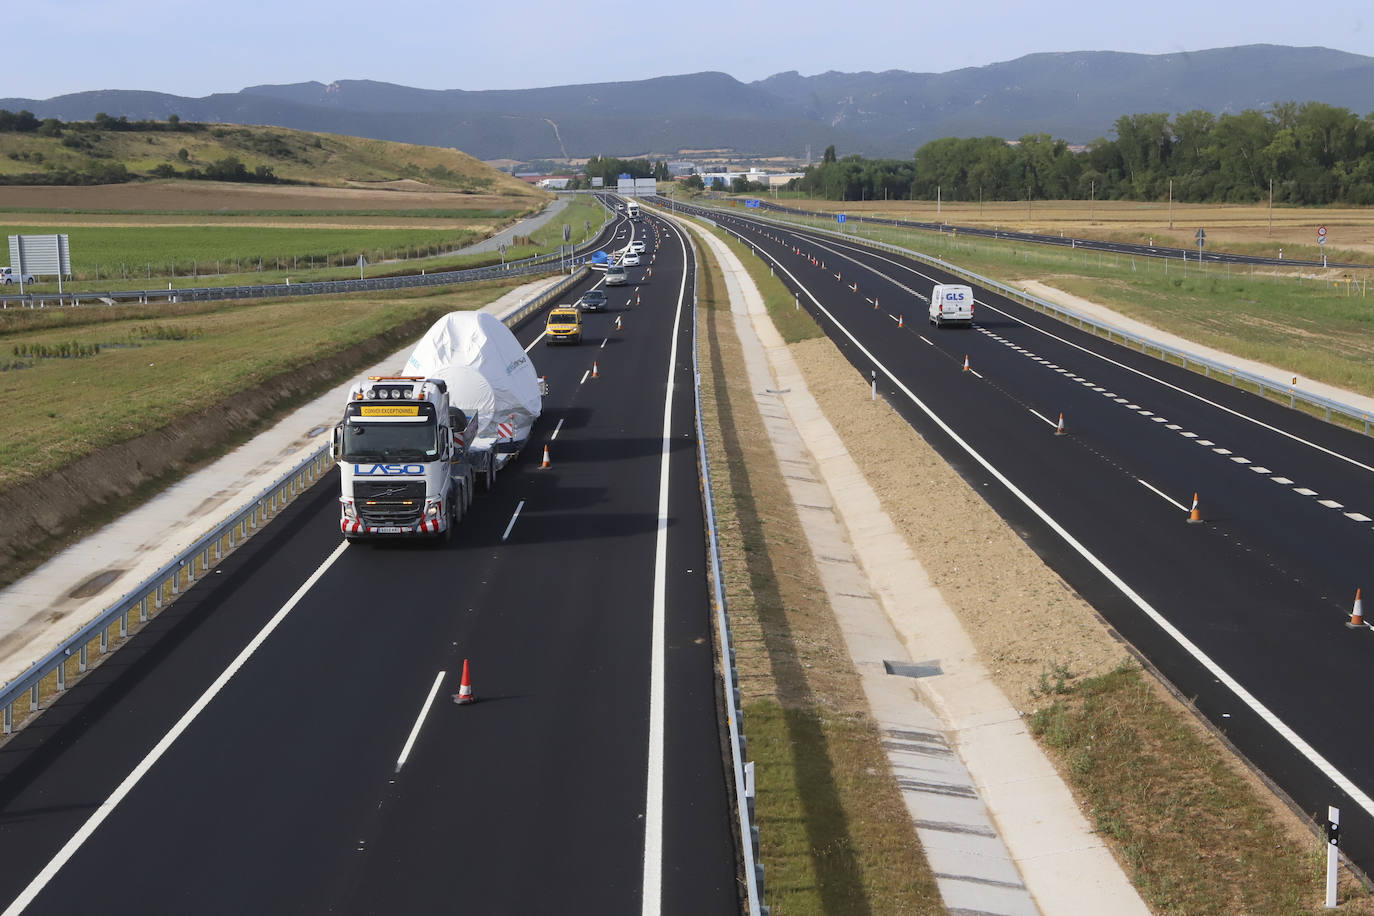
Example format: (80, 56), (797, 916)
(1030, 662), (1373, 913)
(710, 227), (823, 344)
(695, 229), (941, 913)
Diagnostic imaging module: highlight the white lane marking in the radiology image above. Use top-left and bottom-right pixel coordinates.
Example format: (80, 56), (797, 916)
(1166, 424), (1182, 430)
(1213, 447), (1233, 455)
(920, 336), (934, 346)
(1181, 432), (1198, 438)
(1151, 417), (1169, 423)
(1138, 410), (1154, 416)
(551, 418), (565, 441)
(1197, 439), (1215, 446)
(1347, 513), (1372, 522)
(1, 540), (350, 915)
(601, 337), (608, 349)
(501, 500), (525, 541)
(734, 229), (1374, 825)
(1230, 456), (1251, 464)
(641, 216), (690, 916)
(1028, 409), (1056, 428)
(1294, 488), (1318, 497)
(1319, 499), (1345, 509)
(1138, 478), (1190, 512)
(1249, 466), (1271, 474)
(888, 314), (902, 324)
(396, 670), (446, 773)
(1272, 476), (1294, 484)
(969, 368), (984, 379)
(579, 369), (590, 385)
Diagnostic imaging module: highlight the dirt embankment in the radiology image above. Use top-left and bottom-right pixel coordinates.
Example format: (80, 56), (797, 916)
(0, 312), (443, 588)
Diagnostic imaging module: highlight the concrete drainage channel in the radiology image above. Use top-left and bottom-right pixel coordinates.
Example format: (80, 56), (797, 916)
(0, 266), (591, 739)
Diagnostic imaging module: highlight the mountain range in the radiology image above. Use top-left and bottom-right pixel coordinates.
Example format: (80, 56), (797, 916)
(4, 45), (1373, 162)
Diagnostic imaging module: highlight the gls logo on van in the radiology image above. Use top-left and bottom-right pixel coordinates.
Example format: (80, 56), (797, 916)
(354, 464), (426, 475)
(942, 291), (966, 300)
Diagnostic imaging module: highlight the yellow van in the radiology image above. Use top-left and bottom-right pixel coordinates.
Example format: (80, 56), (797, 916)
(545, 305), (583, 345)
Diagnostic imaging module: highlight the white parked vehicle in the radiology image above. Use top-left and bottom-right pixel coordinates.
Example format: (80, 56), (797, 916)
(0, 267), (36, 285)
(928, 283), (974, 327)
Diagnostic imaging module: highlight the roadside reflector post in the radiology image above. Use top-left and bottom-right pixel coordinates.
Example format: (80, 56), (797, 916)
(794, 292), (798, 311)
(871, 370), (877, 401)
(1326, 806), (1340, 908)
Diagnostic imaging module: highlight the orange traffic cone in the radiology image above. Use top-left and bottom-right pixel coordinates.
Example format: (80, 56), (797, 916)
(615, 315), (623, 331)
(592, 360), (599, 378)
(874, 297), (879, 310)
(962, 355), (971, 372)
(1347, 588), (1365, 628)
(898, 314), (904, 328)
(454, 659), (475, 705)
(1054, 413), (1066, 436)
(1186, 493), (1203, 524)
(541, 445), (551, 468)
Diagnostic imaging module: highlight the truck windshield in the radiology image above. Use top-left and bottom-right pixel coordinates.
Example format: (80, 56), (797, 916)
(341, 422), (439, 461)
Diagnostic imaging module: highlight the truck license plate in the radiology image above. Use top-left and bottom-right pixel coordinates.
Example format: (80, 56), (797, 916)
(379, 526), (402, 534)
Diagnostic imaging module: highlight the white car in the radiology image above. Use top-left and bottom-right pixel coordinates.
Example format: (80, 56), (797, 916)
(0, 267), (35, 285)
(622, 253), (640, 266)
(628, 241), (646, 254)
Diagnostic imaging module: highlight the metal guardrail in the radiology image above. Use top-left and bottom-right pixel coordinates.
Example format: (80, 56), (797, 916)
(1, 445), (335, 734)
(679, 213), (766, 915)
(0, 207), (617, 309)
(0, 265), (594, 735)
(700, 202), (1374, 438)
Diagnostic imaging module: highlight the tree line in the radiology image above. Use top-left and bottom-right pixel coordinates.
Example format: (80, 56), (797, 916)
(787, 101), (1374, 205)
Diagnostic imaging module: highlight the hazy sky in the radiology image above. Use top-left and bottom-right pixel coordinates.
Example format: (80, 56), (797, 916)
(9, 0), (1371, 99)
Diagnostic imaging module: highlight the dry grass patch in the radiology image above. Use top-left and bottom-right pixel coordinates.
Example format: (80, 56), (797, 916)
(697, 238), (940, 913)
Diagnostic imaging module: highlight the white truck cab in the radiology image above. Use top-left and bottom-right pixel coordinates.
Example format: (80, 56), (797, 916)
(928, 284), (974, 327)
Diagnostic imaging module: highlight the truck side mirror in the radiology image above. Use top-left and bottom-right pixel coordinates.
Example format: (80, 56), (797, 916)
(330, 426), (342, 462)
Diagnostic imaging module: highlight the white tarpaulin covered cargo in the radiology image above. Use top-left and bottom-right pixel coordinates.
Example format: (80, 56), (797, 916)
(405, 311), (542, 444)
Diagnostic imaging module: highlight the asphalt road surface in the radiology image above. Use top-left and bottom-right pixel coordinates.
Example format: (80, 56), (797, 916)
(0, 207), (739, 914)
(666, 199), (1374, 874)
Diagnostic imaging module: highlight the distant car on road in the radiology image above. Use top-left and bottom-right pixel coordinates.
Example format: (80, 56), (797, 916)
(578, 289), (608, 311)
(605, 265), (628, 286)
(622, 253), (640, 266)
(0, 267), (35, 285)
(628, 241), (646, 254)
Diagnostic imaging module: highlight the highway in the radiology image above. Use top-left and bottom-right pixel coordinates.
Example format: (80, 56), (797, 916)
(661, 199), (1374, 873)
(747, 199), (1358, 269)
(0, 207), (739, 914)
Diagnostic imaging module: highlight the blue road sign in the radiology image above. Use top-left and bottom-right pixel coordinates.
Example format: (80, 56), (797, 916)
(837, 213), (847, 224)
(746, 199), (760, 208)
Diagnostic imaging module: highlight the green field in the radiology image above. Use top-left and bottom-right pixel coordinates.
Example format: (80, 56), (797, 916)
(0, 192), (611, 289)
(0, 280), (534, 491)
(0, 224), (484, 281)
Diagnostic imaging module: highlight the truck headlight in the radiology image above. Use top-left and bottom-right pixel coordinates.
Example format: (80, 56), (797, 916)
(341, 499), (357, 519)
(425, 498), (443, 519)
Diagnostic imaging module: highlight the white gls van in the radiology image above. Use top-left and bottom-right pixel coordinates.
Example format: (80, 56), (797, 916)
(928, 284), (974, 327)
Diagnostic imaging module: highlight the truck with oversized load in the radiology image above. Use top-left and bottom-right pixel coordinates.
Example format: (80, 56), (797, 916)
(333, 376), (478, 540)
(333, 311), (545, 539)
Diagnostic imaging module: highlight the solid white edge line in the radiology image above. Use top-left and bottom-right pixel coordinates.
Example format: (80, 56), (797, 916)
(737, 218), (1374, 821)
(551, 417), (565, 441)
(3, 539), (350, 916)
(501, 500), (526, 542)
(1137, 478), (1190, 512)
(396, 670), (447, 773)
(641, 214), (688, 916)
